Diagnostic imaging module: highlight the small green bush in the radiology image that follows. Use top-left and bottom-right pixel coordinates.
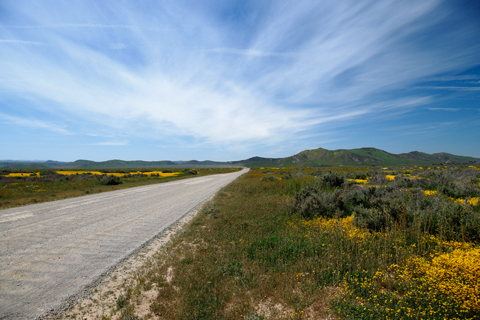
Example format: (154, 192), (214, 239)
(353, 205), (394, 232)
(39, 170), (58, 177)
(291, 182), (480, 242)
(261, 175), (278, 181)
(317, 171), (345, 188)
(202, 201), (219, 215)
(290, 186), (347, 219)
(99, 175), (122, 185)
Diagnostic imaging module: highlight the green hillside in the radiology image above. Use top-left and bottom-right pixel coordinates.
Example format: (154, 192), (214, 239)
(274, 147), (480, 167)
(2, 147), (479, 169)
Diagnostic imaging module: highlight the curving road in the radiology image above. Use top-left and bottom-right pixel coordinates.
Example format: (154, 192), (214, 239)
(0, 168), (247, 320)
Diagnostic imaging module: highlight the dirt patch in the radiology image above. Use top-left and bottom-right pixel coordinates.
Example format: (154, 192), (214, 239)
(254, 298), (295, 319)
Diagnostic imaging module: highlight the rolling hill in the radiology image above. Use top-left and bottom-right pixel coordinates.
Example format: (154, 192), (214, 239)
(2, 147), (479, 169)
(273, 147), (480, 167)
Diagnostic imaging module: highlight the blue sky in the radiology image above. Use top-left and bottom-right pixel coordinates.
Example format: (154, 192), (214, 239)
(1, 0), (479, 161)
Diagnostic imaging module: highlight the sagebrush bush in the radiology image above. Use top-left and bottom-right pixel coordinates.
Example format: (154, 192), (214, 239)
(317, 171), (345, 188)
(413, 168), (480, 198)
(350, 186), (480, 241)
(346, 171), (368, 180)
(39, 170), (57, 177)
(290, 186), (351, 219)
(99, 175), (122, 185)
(202, 201), (219, 215)
(291, 182), (480, 242)
(353, 205), (394, 232)
(184, 169), (197, 175)
(261, 175), (278, 181)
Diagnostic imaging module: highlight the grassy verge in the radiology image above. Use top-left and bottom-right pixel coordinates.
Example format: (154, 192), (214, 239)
(64, 166), (480, 320)
(0, 168), (240, 210)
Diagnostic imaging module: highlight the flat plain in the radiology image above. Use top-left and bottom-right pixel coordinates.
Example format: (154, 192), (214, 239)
(0, 168), (247, 320)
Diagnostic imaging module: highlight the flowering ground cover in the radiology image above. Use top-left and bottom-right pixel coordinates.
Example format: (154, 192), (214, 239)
(0, 168), (239, 210)
(99, 165), (480, 320)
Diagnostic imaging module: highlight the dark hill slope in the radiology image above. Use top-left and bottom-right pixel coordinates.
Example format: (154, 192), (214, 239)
(270, 147), (480, 167)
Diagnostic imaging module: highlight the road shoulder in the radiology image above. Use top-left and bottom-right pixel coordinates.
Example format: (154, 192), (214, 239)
(48, 197), (210, 320)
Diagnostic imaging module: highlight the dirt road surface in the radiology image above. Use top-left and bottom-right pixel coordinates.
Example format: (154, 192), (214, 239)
(0, 169), (247, 319)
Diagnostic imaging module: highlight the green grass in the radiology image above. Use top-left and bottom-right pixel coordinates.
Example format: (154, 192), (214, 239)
(62, 166), (480, 320)
(0, 167), (240, 210)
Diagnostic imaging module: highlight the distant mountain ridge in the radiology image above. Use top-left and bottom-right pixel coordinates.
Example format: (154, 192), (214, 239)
(2, 147), (479, 169)
(276, 147), (480, 167)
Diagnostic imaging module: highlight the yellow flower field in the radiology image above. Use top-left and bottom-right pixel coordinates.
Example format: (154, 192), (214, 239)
(379, 247), (480, 316)
(348, 178), (368, 184)
(302, 215), (369, 240)
(5, 172), (39, 177)
(56, 170), (181, 177)
(453, 197), (479, 206)
(5, 170), (181, 177)
(5, 171), (182, 178)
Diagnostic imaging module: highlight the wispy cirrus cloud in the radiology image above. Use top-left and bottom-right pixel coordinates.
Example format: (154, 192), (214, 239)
(428, 75), (480, 81)
(0, 39), (46, 45)
(207, 48), (293, 57)
(5, 23), (156, 30)
(416, 86), (480, 91)
(109, 43), (127, 50)
(385, 122), (458, 136)
(0, 112), (71, 135)
(427, 107), (460, 111)
(92, 141), (129, 146)
(0, 0), (479, 159)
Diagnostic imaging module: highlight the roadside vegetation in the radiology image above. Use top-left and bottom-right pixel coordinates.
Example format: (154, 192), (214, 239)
(83, 165), (480, 320)
(0, 168), (240, 210)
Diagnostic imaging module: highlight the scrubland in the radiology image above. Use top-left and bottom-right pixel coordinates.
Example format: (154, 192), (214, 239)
(75, 165), (480, 320)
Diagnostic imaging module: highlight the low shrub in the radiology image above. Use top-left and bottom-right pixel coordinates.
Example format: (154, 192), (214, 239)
(184, 169), (197, 175)
(291, 183), (480, 242)
(317, 171), (345, 188)
(290, 186), (350, 219)
(39, 170), (58, 177)
(261, 175), (278, 181)
(99, 175), (122, 185)
(202, 201), (219, 215)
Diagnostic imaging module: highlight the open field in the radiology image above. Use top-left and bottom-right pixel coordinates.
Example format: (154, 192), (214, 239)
(0, 168), (241, 210)
(62, 165), (480, 319)
(0, 169), (248, 320)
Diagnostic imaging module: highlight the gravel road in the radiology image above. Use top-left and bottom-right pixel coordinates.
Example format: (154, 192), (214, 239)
(0, 168), (247, 320)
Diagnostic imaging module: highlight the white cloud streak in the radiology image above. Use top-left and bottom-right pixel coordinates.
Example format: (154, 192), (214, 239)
(4, 23), (158, 30)
(427, 107), (460, 111)
(207, 48), (292, 57)
(0, 39), (46, 45)
(92, 141), (129, 146)
(429, 75), (480, 81)
(416, 86), (480, 91)
(0, 113), (72, 135)
(0, 0), (478, 152)
(109, 43), (127, 50)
